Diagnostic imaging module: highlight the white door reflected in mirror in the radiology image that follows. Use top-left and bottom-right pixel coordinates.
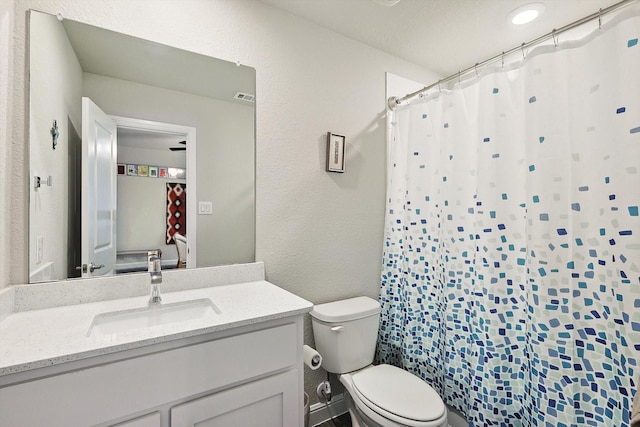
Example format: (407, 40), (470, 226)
(81, 97), (117, 278)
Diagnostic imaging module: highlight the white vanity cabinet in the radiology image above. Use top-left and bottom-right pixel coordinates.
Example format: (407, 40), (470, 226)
(0, 317), (304, 427)
(171, 370), (298, 427)
(113, 413), (161, 427)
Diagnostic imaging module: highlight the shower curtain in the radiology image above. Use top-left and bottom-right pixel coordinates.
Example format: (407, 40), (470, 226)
(378, 9), (640, 427)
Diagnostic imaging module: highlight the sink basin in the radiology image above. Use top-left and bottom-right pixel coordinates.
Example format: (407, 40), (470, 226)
(87, 298), (221, 337)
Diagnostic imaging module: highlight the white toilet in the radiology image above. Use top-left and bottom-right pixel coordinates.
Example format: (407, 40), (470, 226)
(310, 296), (448, 427)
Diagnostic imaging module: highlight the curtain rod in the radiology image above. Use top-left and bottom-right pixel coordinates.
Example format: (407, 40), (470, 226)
(388, 0), (638, 110)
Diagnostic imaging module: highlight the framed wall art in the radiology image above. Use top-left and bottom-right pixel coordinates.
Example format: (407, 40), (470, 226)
(326, 132), (346, 173)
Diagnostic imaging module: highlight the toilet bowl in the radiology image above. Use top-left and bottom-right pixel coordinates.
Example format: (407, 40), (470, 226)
(340, 365), (448, 427)
(310, 297), (448, 427)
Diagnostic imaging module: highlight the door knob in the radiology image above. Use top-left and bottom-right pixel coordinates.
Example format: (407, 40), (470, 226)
(76, 263), (104, 273)
(89, 263), (105, 272)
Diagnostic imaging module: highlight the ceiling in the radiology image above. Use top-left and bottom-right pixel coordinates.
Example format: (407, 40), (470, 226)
(62, 16), (256, 105)
(259, 0), (624, 77)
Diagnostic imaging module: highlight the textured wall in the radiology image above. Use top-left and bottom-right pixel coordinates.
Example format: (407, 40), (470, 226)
(0, 0), (15, 290)
(6, 0), (439, 403)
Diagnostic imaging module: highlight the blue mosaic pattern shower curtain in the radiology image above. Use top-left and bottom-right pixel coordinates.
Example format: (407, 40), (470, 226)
(378, 10), (640, 427)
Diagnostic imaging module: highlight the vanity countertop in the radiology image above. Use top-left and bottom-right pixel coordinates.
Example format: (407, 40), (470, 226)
(0, 279), (313, 377)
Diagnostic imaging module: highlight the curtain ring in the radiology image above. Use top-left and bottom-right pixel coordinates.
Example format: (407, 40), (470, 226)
(598, 8), (603, 30)
(475, 64), (479, 78)
(438, 80), (442, 92)
(521, 43), (526, 60)
(501, 52), (505, 68)
(552, 29), (558, 47)
(458, 71), (461, 85)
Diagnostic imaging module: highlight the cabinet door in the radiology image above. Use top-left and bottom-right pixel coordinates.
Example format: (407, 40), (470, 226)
(111, 412), (161, 427)
(171, 370), (299, 427)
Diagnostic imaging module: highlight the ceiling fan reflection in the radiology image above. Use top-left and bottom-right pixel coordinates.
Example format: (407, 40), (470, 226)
(169, 140), (186, 151)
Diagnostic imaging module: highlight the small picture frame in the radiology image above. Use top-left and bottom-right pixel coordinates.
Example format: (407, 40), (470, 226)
(168, 167), (186, 179)
(149, 166), (158, 178)
(326, 132), (346, 173)
(138, 165), (149, 177)
(159, 167), (168, 178)
(117, 164), (126, 175)
(127, 164), (138, 176)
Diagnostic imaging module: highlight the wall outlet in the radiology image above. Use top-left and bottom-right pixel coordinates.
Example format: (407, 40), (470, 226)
(198, 201), (213, 215)
(36, 236), (44, 264)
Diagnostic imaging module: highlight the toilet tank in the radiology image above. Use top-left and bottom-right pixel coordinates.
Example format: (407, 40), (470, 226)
(310, 296), (381, 374)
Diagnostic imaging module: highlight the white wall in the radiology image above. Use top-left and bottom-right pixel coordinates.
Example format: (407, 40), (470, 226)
(6, 0), (440, 403)
(117, 145), (187, 170)
(387, 72), (427, 104)
(116, 144), (186, 254)
(28, 11), (83, 281)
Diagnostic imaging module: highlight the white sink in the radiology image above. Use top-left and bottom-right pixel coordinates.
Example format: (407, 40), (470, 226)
(87, 298), (221, 337)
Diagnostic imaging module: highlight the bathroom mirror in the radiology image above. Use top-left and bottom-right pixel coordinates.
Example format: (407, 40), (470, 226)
(28, 10), (256, 283)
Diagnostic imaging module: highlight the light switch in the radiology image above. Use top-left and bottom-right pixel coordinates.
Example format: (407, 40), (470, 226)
(198, 201), (213, 215)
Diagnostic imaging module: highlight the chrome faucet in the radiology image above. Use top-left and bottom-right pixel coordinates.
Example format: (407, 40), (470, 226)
(148, 256), (162, 305)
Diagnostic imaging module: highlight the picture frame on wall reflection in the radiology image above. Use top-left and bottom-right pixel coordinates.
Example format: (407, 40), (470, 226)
(326, 132), (346, 173)
(168, 167), (186, 179)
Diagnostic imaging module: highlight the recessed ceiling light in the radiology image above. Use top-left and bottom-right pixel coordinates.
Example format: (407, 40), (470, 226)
(509, 3), (545, 25)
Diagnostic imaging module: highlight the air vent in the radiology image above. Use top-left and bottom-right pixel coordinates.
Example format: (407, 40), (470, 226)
(234, 92), (255, 102)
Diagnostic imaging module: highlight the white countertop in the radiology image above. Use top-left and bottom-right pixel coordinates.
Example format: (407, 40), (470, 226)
(0, 280), (313, 376)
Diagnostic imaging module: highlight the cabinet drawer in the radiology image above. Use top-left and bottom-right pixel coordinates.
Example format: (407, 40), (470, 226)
(0, 322), (298, 427)
(171, 370), (298, 427)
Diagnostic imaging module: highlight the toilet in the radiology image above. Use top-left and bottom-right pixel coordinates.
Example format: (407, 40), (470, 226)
(310, 296), (448, 427)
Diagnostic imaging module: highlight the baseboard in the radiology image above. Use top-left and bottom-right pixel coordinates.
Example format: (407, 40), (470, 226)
(446, 405), (469, 427)
(309, 393), (348, 426)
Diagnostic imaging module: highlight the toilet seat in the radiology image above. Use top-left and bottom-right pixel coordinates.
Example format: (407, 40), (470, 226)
(349, 365), (446, 427)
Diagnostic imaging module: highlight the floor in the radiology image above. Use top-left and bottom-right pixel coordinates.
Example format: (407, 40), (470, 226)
(314, 412), (351, 427)
(314, 408), (467, 427)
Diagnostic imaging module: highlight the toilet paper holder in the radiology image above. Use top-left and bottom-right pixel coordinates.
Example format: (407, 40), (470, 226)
(303, 345), (322, 370)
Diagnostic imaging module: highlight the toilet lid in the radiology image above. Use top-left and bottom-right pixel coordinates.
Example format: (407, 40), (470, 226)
(351, 365), (445, 422)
